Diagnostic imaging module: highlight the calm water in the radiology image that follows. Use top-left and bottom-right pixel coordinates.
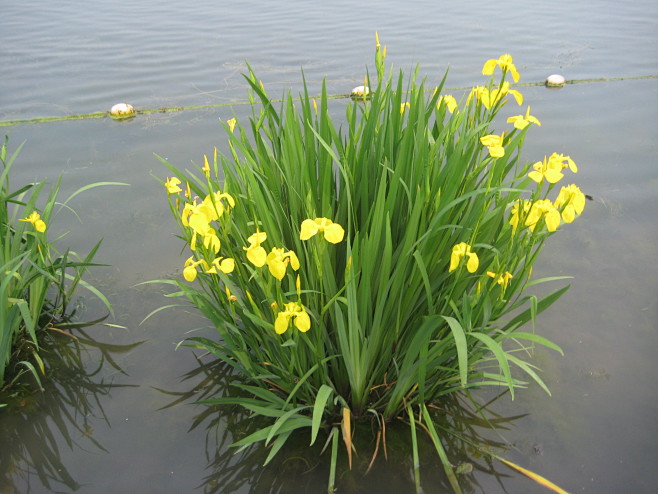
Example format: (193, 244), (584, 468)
(1, 1), (657, 493)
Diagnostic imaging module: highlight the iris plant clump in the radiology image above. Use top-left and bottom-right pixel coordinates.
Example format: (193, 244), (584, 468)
(1, 137), (117, 402)
(158, 38), (584, 492)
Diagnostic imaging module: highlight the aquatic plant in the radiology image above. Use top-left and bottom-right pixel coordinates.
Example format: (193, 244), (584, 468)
(156, 36), (583, 492)
(0, 136), (122, 399)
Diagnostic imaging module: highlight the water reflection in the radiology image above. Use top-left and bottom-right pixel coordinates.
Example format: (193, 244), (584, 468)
(0, 328), (143, 493)
(161, 356), (532, 494)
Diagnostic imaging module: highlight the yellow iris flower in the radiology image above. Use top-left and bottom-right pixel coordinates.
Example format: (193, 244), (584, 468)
(181, 191), (234, 253)
(300, 218), (345, 243)
(553, 153), (578, 173)
(184, 256), (234, 282)
(482, 54), (520, 83)
(528, 153), (577, 184)
(201, 230), (221, 253)
(507, 106), (541, 130)
(491, 81), (523, 106)
(449, 242), (479, 273)
(206, 256), (235, 275)
(244, 230), (268, 267)
(274, 301), (311, 334)
(183, 256), (204, 282)
(266, 247), (300, 280)
(487, 271), (514, 289)
(438, 95), (458, 113)
(227, 118), (237, 133)
(468, 82), (523, 110)
(204, 190), (235, 219)
(528, 156), (563, 184)
(509, 199), (532, 232)
(164, 177), (182, 194)
(467, 86), (488, 106)
(554, 184), (586, 223)
(181, 202), (220, 253)
(480, 134), (505, 158)
(525, 199), (561, 232)
(182, 193), (230, 231)
(19, 211), (47, 232)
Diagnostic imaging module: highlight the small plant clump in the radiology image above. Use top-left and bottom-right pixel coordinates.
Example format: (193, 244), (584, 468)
(0, 137), (117, 403)
(157, 35), (584, 492)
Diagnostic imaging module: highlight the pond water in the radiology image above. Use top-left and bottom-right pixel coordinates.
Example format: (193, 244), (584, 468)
(1, 1), (657, 492)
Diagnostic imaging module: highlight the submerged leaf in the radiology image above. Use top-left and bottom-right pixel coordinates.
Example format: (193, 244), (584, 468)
(500, 458), (571, 494)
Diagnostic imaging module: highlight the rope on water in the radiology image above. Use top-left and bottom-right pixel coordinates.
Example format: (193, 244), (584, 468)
(1, 74), (656, 127)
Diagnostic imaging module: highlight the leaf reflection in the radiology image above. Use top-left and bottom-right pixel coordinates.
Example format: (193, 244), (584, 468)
(0, 328), (143, 493)
(161, 355), (532, 494)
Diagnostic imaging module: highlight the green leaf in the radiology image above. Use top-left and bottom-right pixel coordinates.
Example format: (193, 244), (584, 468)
(406, 405), (422, 494)
(265, 406), (310, 445)
(503, 331), (564, 355)
(232, 416), (312, 451)
(442, 316), (468, 387)
(506, 353), (552, 396)
(264, 430), (293, 466)
(501, 285), (570, 333)
(413, 251), (435, 314)
(421, 404), (463, 494)
(310, 384), (334, 445)
(469, 332), (514, 398)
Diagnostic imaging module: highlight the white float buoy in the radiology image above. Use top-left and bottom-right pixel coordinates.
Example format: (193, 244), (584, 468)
(351, 85), (371, 99)
(110, 103), (136, 117)
(545, 74), (566, 88)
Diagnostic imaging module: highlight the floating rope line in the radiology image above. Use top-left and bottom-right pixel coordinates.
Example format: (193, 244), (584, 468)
(1, 74), (656, 128)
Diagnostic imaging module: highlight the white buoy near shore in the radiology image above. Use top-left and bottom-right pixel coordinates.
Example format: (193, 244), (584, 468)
(545, 74), (566, 87)
(110, 103), (136, 117)
(351, 85), (371, 99)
